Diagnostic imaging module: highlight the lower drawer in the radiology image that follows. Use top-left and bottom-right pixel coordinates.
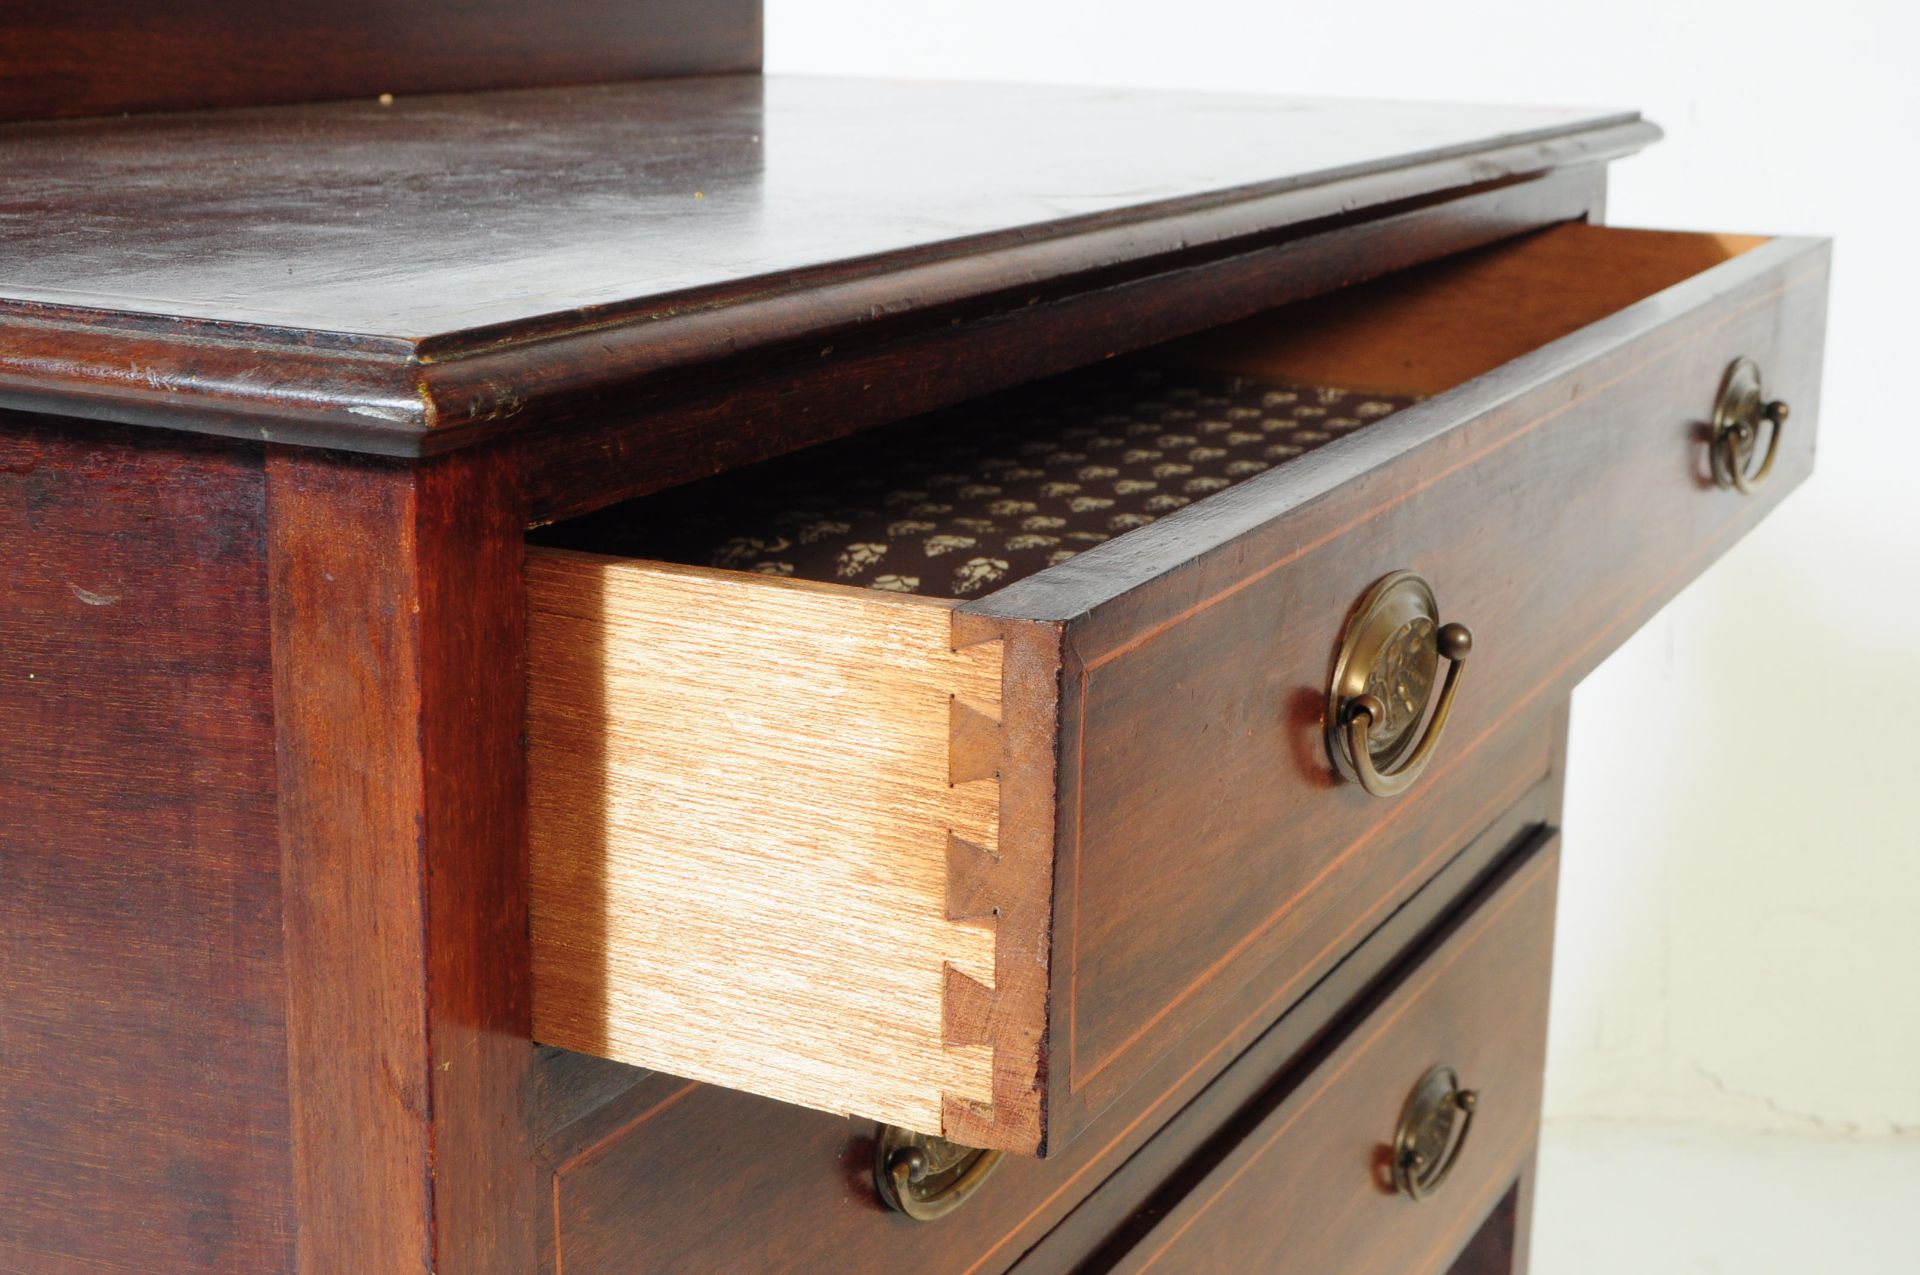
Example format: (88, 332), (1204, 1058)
(532, 774), (1558, 1275)
(1089, 834), (1558, 1275)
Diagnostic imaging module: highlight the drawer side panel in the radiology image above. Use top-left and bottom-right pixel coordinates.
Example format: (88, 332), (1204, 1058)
(527, 551), (998, 1135)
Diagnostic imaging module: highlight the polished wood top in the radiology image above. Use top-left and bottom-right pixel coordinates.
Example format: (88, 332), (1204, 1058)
(1, 78), (1636, 336)
(0, 76), (1656, 454)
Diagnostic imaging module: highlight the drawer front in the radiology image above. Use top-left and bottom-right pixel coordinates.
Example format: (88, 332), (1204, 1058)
(528, 226), (1826, 1156)
(533, 795), (1557, 1275)
(973, 227), (1828, 1137)
(1098, 836), (1559, 1275)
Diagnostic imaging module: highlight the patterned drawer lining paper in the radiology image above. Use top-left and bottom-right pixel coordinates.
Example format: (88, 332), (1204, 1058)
(543, 368), (1419, 598)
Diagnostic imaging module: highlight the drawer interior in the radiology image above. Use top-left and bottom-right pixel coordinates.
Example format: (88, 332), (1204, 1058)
(537, 369), (1422, 597)
(536, 223), (1765, 596)
(1158, 221), (1767, 396)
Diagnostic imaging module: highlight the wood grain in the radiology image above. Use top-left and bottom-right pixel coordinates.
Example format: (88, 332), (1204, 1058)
(0, 416), (292, 1271)
(527, 552), (1018, 1139)
(1160, 222), (1770, 394)
(947, 612), (1065, 1153)
(1013, 798), (1565, 1274)
(527, 228), (1825, 1157)
(0, 74), (1822, 1270)
(0, 77), (1654, 459)
(523, 166), (1610, 524)
(972, 233), (1827, 627)
(0, 0), (761, 122)
(1102, 839), (1560, 1275)
(268, 446), (535, 1273)
(970, 231), (1827, 1146)
(0, 82), (1641, 341)
(531, 775), (1561, 1275)
(1060, 666), (1555, 1118)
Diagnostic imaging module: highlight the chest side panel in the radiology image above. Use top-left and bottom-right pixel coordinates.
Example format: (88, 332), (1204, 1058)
(0, 415), (292, 1271)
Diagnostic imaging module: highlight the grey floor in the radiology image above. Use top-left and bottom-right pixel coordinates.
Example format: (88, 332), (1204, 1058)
(1532, 1122), (1920, 1274)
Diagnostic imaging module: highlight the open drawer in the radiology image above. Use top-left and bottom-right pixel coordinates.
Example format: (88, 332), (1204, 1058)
(525, 223), (1829, 1155)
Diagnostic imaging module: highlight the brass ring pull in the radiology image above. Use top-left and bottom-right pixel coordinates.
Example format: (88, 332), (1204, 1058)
(1392, 1065), (1478, 1201)
(1711, 357), (1790, 495)
(1326, 572), (1473, 799)
(873, 1125), (1003, 1222)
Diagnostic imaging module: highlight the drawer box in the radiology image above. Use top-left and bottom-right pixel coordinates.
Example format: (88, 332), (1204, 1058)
(1099, 835), (1559, 1274)
(526, 223), (1828, 1154)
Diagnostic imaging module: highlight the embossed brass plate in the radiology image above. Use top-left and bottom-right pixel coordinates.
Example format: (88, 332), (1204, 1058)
(1326, 571), (1473, 798)
(873, 1125), (1004, 1222)
(1391, 1065), (1478, 1201)
(1711, 356), (1790, 494)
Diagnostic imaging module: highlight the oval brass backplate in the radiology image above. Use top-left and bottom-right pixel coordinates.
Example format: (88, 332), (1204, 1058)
(873, 1125), (1003, 1222)
(1391, 1064), (1478, 1201)
(1326, 571), (1443, 782)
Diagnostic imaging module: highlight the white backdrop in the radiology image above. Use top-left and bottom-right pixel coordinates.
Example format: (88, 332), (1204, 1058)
(768, 1), (1920, 1137)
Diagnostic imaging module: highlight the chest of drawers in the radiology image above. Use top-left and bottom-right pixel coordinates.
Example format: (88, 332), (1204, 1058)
(0, 21), (1825, 1273)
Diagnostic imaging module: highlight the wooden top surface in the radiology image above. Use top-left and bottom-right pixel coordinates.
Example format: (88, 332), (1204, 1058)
(0, 76), (1656, 455)
(1, 77), (1632, 337)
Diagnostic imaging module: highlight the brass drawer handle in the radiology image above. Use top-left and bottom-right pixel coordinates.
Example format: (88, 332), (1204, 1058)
(874, 1126), (1003, 1222)
(1392, 1065), (1479, 1201)
(1711, 356), (1790, 495)
(1326, 571), (1473, 799)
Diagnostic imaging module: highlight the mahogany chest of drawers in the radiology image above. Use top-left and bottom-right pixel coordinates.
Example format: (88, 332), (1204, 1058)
(0, 12), (1825, 1272)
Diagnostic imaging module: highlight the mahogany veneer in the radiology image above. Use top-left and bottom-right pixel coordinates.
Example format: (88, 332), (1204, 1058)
(0, 421), (289, 1271)
(1100, 839), (1559, 1274)
(0, 78), (1651, 463)
(0, 57), (1823, 1275)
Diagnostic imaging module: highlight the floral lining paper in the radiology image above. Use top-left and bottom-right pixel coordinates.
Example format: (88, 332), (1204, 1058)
(545, 368), (1419, 598)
